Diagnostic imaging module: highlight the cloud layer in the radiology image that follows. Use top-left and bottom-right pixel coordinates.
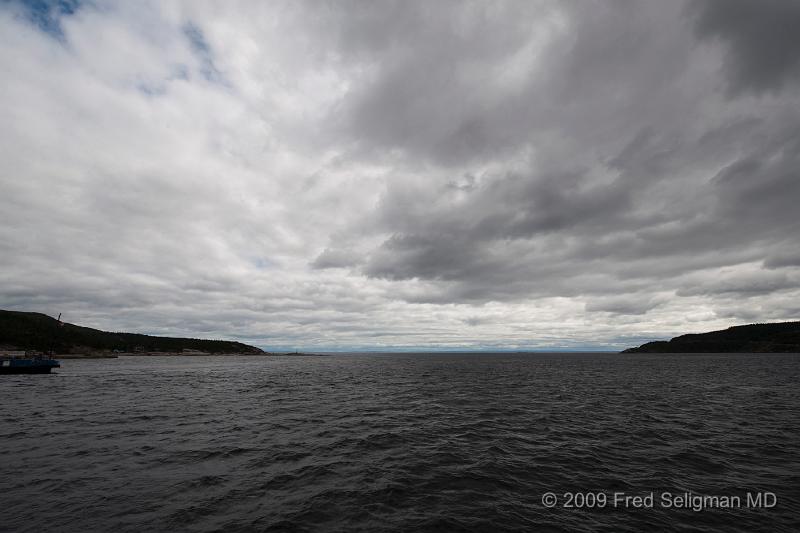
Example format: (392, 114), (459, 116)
(2, 0), (799, 350)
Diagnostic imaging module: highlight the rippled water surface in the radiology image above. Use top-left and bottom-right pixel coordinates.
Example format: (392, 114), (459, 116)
(2, 353), (800, 532)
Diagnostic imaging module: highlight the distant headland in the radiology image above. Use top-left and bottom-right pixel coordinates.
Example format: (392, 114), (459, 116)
(623, 321), (800, 353)
(0, 310), (266, 357)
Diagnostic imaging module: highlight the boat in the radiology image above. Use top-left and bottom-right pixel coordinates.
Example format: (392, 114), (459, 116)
(0, 312), (62, 374)
(0, 354), (61, 374)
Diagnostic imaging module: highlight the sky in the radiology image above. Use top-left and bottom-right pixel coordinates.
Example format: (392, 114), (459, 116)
(1, 0), (799, 351)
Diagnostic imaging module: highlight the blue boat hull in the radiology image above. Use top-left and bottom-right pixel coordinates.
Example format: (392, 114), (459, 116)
(0, 359), (60, 374)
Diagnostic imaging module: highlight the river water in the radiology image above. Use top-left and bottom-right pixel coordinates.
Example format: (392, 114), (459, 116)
(2, 353), (799, 532)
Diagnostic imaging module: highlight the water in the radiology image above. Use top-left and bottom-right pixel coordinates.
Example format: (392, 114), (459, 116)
(2, 353), (799, 532)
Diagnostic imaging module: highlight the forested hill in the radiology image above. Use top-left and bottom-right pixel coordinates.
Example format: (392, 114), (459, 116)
(622, 321), (800, 353)
(0, 310), (265, 355)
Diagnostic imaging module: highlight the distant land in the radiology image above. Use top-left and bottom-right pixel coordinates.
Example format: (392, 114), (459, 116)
(0, 310), (265, 357)
(623, 321), (800, 353)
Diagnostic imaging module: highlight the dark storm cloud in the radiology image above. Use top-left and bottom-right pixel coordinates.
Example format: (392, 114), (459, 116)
(712, 126), (800, 228)
(689, 0), (800, 95)
(346, 0), (800, 310)
(764, 250), (800, 270)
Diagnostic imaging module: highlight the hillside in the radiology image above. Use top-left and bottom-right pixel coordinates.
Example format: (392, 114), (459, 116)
(622, 321), (800, 353)
(0, 310), (265, 355)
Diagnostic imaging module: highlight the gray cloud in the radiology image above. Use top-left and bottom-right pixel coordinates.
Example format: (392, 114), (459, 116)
(1, 0), (798, 350)
(764, 250), (800, 270)
(311, 248), (360, 269)
(677, 270), (796, 297)
(689, 0), (800, 95)
(346, 1), (800, 313)
(585, 295), (667, 316)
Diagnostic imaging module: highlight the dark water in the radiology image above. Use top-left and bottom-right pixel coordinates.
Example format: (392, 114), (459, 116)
(2, 353), (799, 532)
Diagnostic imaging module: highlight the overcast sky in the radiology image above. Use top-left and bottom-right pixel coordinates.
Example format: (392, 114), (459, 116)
(2, 0), (799, 351)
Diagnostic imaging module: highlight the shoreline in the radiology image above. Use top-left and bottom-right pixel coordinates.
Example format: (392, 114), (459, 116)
(53, 352), (326, 358)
